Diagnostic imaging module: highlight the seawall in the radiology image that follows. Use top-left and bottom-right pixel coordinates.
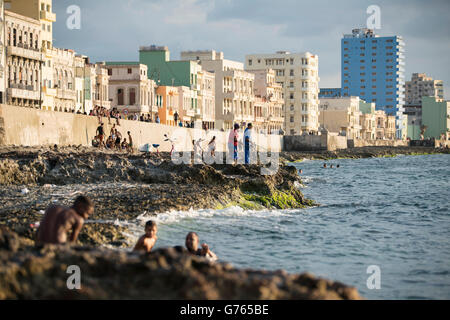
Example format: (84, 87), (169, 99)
(0, 104), (283, 152)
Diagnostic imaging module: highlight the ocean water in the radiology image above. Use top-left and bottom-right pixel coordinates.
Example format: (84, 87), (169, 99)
(125, 154), (450, 299)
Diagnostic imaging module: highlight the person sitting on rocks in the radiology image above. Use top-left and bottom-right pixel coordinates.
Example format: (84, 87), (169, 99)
(133, 220), (158, 253)
(106, 135), (114, 149)
(121, 138), (128, 151)
(35, 195), (94, 245)
(185, 232), (218, 261)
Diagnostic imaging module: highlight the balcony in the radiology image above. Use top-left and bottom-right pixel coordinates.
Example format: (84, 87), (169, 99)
(40, 10), (56, 22)
(57, 88), (77, 100)
(7, 86), (40, 100)
(43, 86), (56, 96)
(7, 45), (43, 61)
(190, 84), (200, 91)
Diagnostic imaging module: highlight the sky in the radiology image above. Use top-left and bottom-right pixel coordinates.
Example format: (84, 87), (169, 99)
(53, 0), (450, 99)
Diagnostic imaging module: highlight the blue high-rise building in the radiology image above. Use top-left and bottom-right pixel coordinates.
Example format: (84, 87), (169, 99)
(319, 88), (342, 98)
(341, 28), (405, 138)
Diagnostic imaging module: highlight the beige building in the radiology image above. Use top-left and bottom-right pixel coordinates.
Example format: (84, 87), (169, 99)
(198, 70), (215, 129)
(245, 51), (320, 135)
(105, 62), (155, 118)
(52, 48), (77, 112)
(375, 111), (396, 140)
(0, 0), (6, 102)
(5, 0), (56, 110)
(359, 103), (376, 140)
(248, 69), (284, 133)
(180, 50), (255, 130)
(93, 64), (110, 110)
(4, 10), (43, 108)
(177, 85), (196, 125)
(318, 97), (361, 140)
(405, 73), (444, 106)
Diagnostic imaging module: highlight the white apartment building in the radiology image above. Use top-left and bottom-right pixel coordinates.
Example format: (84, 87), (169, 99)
(318, 97), (362, 140)
(245, 51), (320, 135)
(198, 70), (215, 129)
(181, 50), (255, 130)
(248, 69), (284, 133)
(178, 85), (197, 124)
(406, 73), (444, 106)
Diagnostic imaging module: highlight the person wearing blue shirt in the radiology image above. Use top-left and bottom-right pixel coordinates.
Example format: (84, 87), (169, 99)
(244, 123), (253, 164)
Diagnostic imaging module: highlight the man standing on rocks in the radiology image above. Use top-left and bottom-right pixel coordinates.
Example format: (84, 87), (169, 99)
(244, 123), (253, 165)
(96, 123), (105, 149)
(35, 196), (94, 245)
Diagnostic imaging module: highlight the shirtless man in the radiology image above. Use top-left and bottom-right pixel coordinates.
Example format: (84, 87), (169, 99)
(127, 131), (133, 153)
(36, 196), (94, 245)
(133, 220), (158, 253)
(185, 232), (218, 261)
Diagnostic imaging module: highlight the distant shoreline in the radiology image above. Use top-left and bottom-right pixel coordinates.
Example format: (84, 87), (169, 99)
(280, 146), (449, 162)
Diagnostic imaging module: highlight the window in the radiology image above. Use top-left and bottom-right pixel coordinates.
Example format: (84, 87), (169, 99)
(128, 68), (132, 74)
(248, 59), (252, 66)
(290, 116), (294, 123)
(108, 69), (112, 76)
(290, 69), (294, 76)
(290, 93), (294, 99)
(129, 88), (136, 105)
(290, 105), (294, 111)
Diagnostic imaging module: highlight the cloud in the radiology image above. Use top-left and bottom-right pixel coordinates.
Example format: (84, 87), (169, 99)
(52, 0), (450, 99)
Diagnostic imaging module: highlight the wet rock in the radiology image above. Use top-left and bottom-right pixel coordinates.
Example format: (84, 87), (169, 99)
(0, 226), (20, 252)
(0, 232), (363, 300)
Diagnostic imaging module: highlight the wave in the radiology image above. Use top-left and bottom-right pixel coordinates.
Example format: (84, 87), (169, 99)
(135, 206), (300, 225)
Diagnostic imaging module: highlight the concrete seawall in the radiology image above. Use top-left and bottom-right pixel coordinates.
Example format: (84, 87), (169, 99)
(0, 104), (283, 153)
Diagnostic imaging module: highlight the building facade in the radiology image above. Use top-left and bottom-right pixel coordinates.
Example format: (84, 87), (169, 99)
(0, 0), (6, 103)
(181, 50), (255, 130)
(318, 97), (361, 140)
(245, 51), (320, 135)
(405, 73), (444, 106)
(4, 10), (43, 108)
(422, 96), (450, 140)
(359, 100), (376, 140)
(319, 88), (342, 98)
(156, 85), (180, 126)
(248, 69), (284, 133)
(105, 62), (156, 118)
(139, 45), (200, 115)
(198, 70), (215, 129)
(341, 28), (405, 138)
(5, 0), (56, 110)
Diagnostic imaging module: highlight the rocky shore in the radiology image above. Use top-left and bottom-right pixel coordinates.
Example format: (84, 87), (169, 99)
(0, 146), (313, 247)
(0, 226), (361, 300)
(280, 145), (449, 162)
